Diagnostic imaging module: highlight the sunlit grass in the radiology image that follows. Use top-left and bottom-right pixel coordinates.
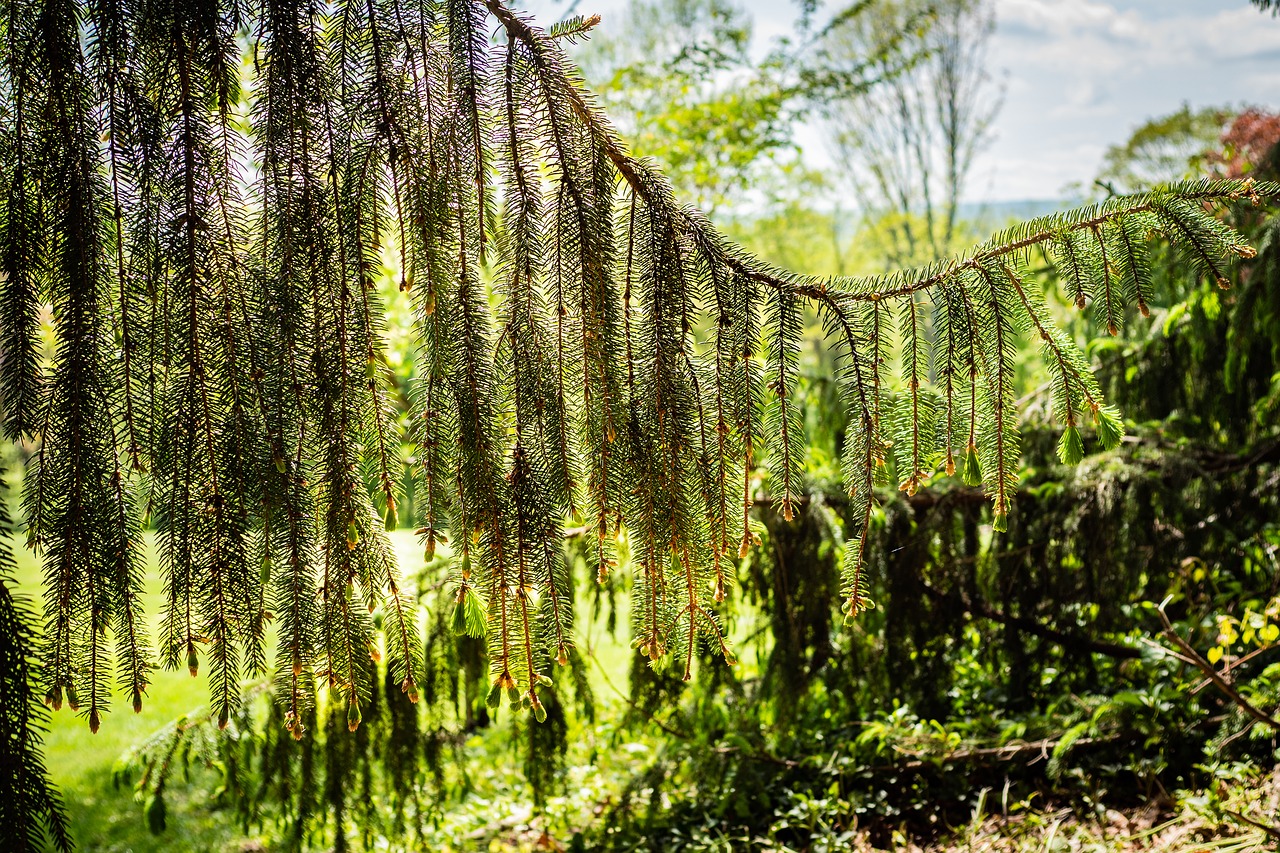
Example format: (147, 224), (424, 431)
(7, 528), (655, 851)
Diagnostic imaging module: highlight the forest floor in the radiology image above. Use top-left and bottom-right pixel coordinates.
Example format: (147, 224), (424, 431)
(10, 532), (1278, 852)
(887, 776), (1279, 853)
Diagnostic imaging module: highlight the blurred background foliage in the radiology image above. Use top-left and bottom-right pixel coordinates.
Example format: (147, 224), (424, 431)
(5, 0), (1280, 849)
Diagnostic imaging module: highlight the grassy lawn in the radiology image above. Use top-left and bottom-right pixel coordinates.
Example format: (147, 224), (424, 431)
(8, 528), (650, 852)
(11, 530), (275, 851)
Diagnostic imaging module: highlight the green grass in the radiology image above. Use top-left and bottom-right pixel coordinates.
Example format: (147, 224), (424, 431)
(7, 529), (653, 851)
(9, 531), (271, 851)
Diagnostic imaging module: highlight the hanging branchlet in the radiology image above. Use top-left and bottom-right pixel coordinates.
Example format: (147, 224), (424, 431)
(0, 480), (74, 852)
(1, 0), (1275, 737)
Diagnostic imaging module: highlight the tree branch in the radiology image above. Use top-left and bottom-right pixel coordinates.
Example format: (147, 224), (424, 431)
(1156, 602), (1280, 732)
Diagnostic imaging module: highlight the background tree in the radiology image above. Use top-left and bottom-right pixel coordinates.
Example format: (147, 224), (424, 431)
(574, 0), (922, 214)
(818, 0), (1002, 268)
(1095, 104), (1234, 195)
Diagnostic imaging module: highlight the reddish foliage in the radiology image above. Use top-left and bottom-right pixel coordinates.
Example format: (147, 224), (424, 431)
(1208, 108), (1280, 177)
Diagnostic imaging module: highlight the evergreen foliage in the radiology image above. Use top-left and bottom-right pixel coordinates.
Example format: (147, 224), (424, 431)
(0, 483), (72, 853)
(0, 0), (1272, 736)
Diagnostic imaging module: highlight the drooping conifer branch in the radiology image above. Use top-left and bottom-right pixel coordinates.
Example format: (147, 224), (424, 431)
(0, 0), (1273, 736)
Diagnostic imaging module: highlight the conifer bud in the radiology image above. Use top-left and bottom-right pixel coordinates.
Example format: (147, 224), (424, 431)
(273, 450), (286, 474)
(450, 595), (470, 635)
(486, 682), (502, 709)
(145, 791), (167, 834)
(531, 696), (547, 723)
(1057, 425), (1084, 466)
(507, 686), (520, 707)
(218, 708), (230, 730)
(66, 683), (80, 711)
(992, 511), (1008, 533)
(384, 496), (398, 530)
(132, 690), (144, 714)
(346, 518), (360, 550)
(187, 642), (199, 677)
(45, 686), (62, 710)
(1093, 406), (1125, 450)
(89, 707), (101, 734)
(347, 698), (361, 732)
(260, 553), (272, 586)
(557, 646), (569, 667)
(962, 444), (982, 487)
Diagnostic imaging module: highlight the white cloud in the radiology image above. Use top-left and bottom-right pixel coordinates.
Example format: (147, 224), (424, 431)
(973, 0), (1280, 200)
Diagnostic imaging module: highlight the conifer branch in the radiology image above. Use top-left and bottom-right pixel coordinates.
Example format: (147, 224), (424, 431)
(0, 0), (1272, 736)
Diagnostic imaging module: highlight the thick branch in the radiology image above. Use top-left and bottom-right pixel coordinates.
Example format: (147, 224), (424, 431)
(918, 580), (1141, 659)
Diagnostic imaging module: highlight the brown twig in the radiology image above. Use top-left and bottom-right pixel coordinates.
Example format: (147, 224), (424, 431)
(1156, 602), (1280, 732)
(1224, 809), (1280, 841)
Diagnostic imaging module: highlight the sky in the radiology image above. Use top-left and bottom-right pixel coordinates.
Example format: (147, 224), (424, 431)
(520, 0), (1280, 202)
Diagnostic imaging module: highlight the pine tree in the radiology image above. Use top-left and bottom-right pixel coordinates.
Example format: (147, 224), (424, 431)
(0, 0), (1272, 790)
